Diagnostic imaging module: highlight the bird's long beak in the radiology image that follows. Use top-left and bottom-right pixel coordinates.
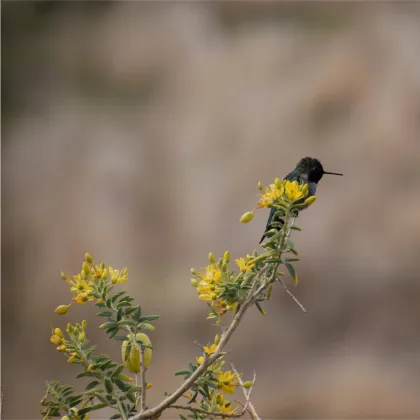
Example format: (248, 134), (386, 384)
(323, 171), (343, 176)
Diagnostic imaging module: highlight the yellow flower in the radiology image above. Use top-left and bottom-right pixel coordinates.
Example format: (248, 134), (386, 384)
(217, 370), (239, 394)
(67, 353), (78, 363)
(73, 293), (89, 304)
(109, 267), (128, 284)
(204, 343), (217, 355)
(215, 394), (236, 415)
(196, 356), (204, 365)
(284, 180), (304, 201)
(235, 258), (255, 273)
(258, 183), (285, 208)
(56, 345), (67, 352)
(199, 266), (222, 284)
(68, 274), (93, 295)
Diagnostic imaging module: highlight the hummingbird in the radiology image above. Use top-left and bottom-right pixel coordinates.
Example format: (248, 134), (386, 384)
(259, 157), (343, 244)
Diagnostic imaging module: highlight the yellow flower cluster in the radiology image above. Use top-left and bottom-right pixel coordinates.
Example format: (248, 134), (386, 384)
(235, 257), (255, 273)
(56, 253), (128, 314)
(257, 179), (285, 208)
(49, 321), (88, 363)
(257, 179), (315, 208)
(215, 393), (236, 415)
(217, 370), (239, 394)
(191, 253), (238, 316)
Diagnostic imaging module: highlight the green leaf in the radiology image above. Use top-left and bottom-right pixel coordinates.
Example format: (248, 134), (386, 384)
(116, 301), (132, 309)
(122, 344), (131, 362)
(290, 225), (302, 231)
(66, 395), (83, 406)
(76, 371), (102, 379)
(110, 414), (122, 419)
(174, 370), (191, 377)
(99, 360), (114, 371)
(255, 301), (266, 316)
(112, 335), (129, 341)
(111, 364), (125, 379)
(187, 391), (198, 404)
(138, 322), (155, 331)
(126, 392), (136, 403)
(93, 393), (109, 405)
(117, 307), (123, 322)
(78, 403), (108, 415)
(84, 387), (106, 395)
(138, 315), (160, 322)
(133, 306), (141, 321)
(111, 291), (126, 303)
(119, 296), (135, 303)
(127, 385), (143, 394)
(104, 378), (113, 393)
(96, 311), (112, 317)
(93, 355), (110, 363)
(101, 322), (118, 330)
(114, 379), (129, 392)
(285, 263), (298, 285)
(85, 381), (100, 391)
(117, 320), (137, 327)
(285, 258), (300, 262)
(107, 328), (119, 339)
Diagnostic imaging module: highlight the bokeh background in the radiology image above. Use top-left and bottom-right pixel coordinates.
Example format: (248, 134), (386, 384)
(3, 2), (420, 419)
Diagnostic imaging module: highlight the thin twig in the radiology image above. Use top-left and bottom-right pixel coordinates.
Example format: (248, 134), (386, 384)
(231, 364), (261, 420)
(278, 277), (307, 314)
(139, 346), (147, 413)
(130, 300), (253, 420)
(170, 404), (245, 419)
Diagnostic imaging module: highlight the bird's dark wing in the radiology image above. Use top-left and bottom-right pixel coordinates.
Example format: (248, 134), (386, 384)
(259, 171), (299, 244)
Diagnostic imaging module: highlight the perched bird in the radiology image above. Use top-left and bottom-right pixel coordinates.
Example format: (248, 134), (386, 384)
(259, 157), (343, 243)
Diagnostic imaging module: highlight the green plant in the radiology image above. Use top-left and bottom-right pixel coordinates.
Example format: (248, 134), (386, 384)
(41, 178), (314, 420)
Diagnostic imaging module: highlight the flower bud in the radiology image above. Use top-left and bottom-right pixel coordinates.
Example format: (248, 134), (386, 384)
(243, 381), (253, 388)
(304, 196), (316, 206)
(208, 252), (216, 264)
(146, 383), (153, 389)
(223, 250), (230, 263)
(214, 334), (220, 345)
(60, 271), (67, 280)
(79, 332), (86, 341)
(55, 304), (71, 315)
(54, 328), (64, 338)
(190, 278), (199, 287)
(301, 184), (309, 196)
(82, 320), (88, 328)
(239, 211), (254, 224)
(85, 252), (93, 264)
(100, 261), (105, 269)
(82, 262), (90, 275)
(190, 268), (197, 275)
(216, 393), (223, 404)
(274, 178), (282, 189)
(101, 268), (108, 279)
(50, 335), (63, 345)
(57, 345), (67, 352)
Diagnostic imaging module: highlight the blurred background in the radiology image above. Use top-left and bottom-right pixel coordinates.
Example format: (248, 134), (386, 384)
(3, 2), (420, 419)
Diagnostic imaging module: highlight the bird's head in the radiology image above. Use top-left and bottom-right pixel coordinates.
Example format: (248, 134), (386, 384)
(296, 157), (343, 183)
